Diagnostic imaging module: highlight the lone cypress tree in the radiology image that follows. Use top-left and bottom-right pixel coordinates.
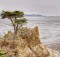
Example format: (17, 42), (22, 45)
(1, 11), (27, 38)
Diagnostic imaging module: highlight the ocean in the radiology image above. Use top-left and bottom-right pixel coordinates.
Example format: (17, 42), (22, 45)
(0, 16), (60, 52)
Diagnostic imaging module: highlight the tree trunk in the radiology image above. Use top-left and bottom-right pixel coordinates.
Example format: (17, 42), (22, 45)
(9, 18), (17, 39)
(13, 24), (18, 39)
(14, 26), (17, 39)
(13, 17), (18, 39)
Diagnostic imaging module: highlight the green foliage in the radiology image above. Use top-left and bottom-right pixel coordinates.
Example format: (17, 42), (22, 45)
(0, 55), (7, 57)
(0, 50), (7, 57)
(1, 11), (24, 19)
(1, 10), (27, 26)
(15, 18), (27, 24)
(1, 11), (12, 19)
(0, 50), (6, 55)
(13, 11), (24, 18)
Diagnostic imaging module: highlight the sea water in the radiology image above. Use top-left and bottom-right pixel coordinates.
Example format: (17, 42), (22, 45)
(0, 16), (60, 52)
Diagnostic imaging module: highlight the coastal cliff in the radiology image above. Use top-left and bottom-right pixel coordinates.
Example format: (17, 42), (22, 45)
(0, 26), (60, 57)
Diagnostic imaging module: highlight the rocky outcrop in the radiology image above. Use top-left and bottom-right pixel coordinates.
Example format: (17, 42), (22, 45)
(0, 26), (60, 57)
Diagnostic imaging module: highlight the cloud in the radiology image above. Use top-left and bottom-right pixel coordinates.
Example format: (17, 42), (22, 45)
(0, 0), (60, 16)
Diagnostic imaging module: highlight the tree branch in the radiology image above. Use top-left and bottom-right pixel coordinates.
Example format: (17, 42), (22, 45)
(10, 18), (15, 27)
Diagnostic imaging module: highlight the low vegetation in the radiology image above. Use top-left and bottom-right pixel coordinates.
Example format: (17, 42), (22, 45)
(0, 50), (7, 57)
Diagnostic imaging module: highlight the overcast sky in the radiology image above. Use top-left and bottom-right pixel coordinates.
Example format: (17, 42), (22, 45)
(0, 0), (60, 16)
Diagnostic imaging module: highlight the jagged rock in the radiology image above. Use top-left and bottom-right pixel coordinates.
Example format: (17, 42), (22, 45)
(0, 26), (60, 57)
(18, 26), (41, 47)
(18, 46), (35, 57)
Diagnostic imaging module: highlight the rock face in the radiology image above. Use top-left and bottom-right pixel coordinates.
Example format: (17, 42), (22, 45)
(0, 26), (60, 57)
(18, 26), (41, 47)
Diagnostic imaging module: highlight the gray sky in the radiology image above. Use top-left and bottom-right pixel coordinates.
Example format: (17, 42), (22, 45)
(0, 0), (60, 16)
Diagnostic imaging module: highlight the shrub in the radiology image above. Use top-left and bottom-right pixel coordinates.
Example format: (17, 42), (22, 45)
(0, 50), (7, 57)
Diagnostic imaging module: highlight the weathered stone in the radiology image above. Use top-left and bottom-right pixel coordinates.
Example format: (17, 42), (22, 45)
(18, 26), (41, 48)
(0, 27), (60, 57)
(18, 46), (35, 57)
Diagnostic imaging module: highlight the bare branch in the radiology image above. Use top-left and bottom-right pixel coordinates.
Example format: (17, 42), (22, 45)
(9, 18), (15, 27)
